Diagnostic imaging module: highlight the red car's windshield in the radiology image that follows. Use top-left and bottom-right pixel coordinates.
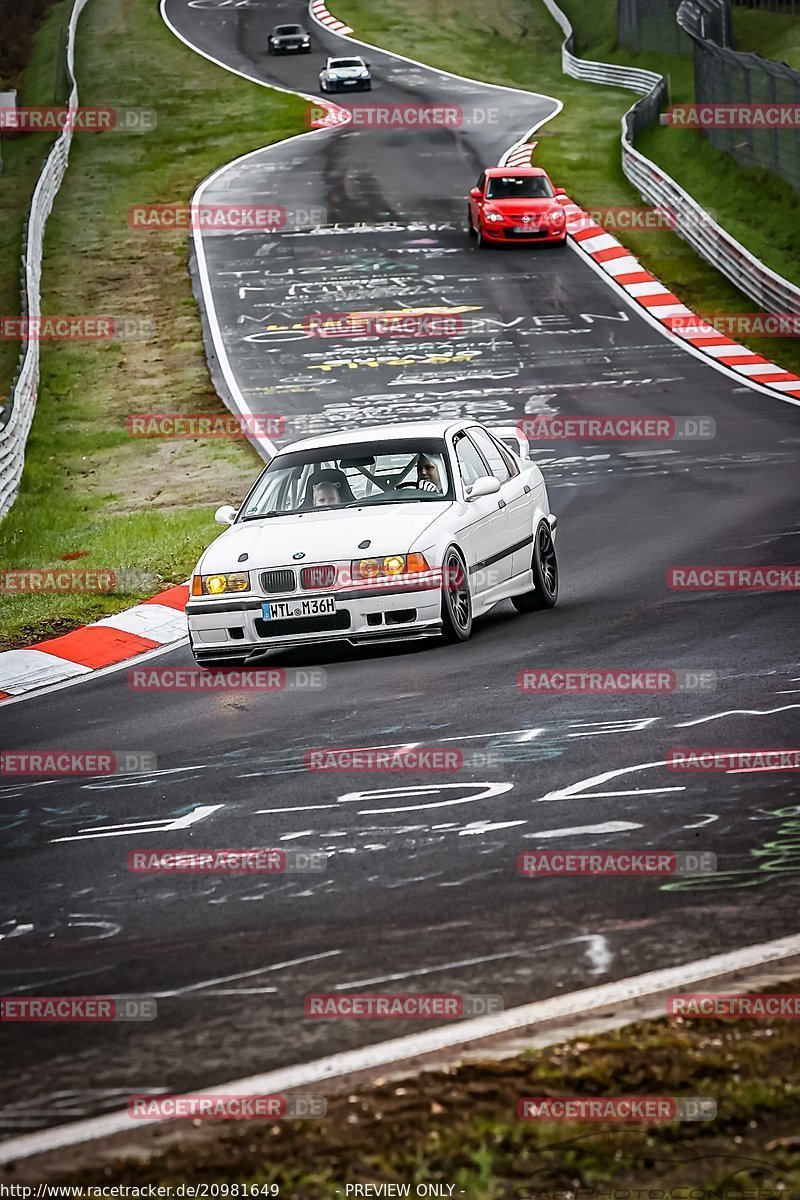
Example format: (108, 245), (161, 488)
(486, 176), (554, 200)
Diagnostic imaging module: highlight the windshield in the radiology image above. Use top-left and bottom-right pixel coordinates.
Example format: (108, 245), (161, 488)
(240, 439), (453, 520)
(331, 59), (363, 68)
(486, 175), (554, 200)
(274, 25), (302, 34)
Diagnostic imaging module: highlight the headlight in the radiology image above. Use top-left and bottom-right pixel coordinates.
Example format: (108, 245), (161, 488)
(191, 571), (250, 596)
(484, 211), (505, 222)
(549, 208), (566, 224)
(350, 553), (430, 582)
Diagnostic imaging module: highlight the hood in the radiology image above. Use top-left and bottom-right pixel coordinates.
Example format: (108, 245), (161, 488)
(199, 503), (450, 573)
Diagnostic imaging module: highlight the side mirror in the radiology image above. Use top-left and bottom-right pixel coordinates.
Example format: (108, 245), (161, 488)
(470, 187), (482, 200)
(214, 504), (237, 526)
(554, 187), (567, 196)
(466, 476), (501, 501)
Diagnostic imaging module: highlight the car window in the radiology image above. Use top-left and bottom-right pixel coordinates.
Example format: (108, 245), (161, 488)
(488, 431), (520, 476)
(275, 25), (301, 33)
(468, 428), (511, 482)
(240, 439), (453, 518)
(477, 172), (486, 191)
(454, 434), (491, 488)
(485, 175), (554, 200)
(332, 59), (363, 68)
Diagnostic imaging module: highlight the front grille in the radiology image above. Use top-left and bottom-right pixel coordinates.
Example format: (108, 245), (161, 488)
(260, 569), (296, 594)
(255, 611), (351, 638)
(301, 564), (337, 590)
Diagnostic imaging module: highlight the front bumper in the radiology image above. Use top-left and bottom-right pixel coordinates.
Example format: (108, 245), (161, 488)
(187, 578), (442, 659)
(326, 78), (370, 90)
(480, 222), (566, 244)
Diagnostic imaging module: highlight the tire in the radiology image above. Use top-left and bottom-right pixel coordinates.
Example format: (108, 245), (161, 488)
(555, 235), (567, 247)
(363, 81), (372, 91)
(476, 224), (486, 249)
(467, 207), (476, 238)
(512, 520), (559, 612)
(440, 547), (473, 642)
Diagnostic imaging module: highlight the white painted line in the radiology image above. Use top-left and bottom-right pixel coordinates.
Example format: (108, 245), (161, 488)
(568, 240), (800, 409)
(0, 635), (187, 707)
(732, 362), (791, 377)
(646, 303), (693, 318)
(523, 820), (643, 838)
(0, 648), (90, 694)
(577, 233), (621, 255)
(625, 281), (671, 298)
(95, 602), (187, 643)
(600, 255), (642, 276)
(3, 932), (799, 1165)
(702, 343), (757, 358)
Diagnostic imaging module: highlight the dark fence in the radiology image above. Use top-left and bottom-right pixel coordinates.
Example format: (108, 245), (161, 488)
(618, 0), (694, 53)
(677, 0), (800, 189)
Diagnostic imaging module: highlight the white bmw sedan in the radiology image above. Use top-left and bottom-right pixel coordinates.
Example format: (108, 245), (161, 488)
(186, 421), (558, 667)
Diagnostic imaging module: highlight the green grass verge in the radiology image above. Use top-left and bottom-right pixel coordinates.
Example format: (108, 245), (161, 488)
(59, 980), (800, 1191)
(0, 0), (72, 407)
(0, 0), (308, 651)
(733, 7), (800, 70)
(332, 0), (800, 378)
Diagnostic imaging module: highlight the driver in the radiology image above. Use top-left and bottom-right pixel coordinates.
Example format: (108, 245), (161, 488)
(416, 453), (443, 493)
(313, 480), (341, 507)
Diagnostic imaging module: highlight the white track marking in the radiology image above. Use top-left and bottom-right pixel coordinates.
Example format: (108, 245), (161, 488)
(538, 761), (669, 803)
(562, 787), (685, 798)
(0, 636), (186, 708)
(675, 704), (800, 727)
(568, 239), (800, 410)
(5, 933), (799, 1163)
(50, 804), (223, 843)
(151, 949), (341, 998)
(683, 813), (719, 828)
(523, 820), (643, 839)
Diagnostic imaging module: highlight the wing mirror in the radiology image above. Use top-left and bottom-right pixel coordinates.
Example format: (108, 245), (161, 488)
(554, 187), (567, 196)
(466, 476), (501, 501)
(470, 187), (482, 200)
(214, 504), (237, 526)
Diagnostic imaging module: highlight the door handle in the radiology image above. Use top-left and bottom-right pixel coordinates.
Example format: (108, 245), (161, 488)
(498, 499), (507, 509)
(523, 485), (531, 494)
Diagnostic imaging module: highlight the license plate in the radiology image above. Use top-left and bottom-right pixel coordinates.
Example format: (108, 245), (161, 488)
(262, 596), (336, 620)
(344, 79), (358, 85)
(513, 224), (539, 233)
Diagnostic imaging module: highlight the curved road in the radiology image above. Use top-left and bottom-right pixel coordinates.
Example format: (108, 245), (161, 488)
(1, 0), (799, 1142)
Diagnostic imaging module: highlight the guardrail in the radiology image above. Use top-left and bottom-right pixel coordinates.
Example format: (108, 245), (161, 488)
(539, 0), (800, 317)
(0, 0), (90, 520)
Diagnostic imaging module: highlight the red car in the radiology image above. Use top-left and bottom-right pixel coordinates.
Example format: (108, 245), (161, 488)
(468, 167), (568, 247)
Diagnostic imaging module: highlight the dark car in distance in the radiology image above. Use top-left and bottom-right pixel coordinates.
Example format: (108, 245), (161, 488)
(268, 24), (311, 54)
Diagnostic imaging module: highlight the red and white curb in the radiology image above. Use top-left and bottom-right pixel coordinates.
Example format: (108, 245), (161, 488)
(504, 140), (539, 167)
(557, 194), (800, 400)
(309, 0), (353, 36)
(0, 584), (189, 702)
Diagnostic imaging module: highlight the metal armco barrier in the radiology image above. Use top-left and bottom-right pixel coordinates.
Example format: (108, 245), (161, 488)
(539, 0), (800, 317)
(0, 0), (91, 520)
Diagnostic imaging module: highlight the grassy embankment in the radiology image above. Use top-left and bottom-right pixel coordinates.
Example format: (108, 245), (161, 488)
(0, 0), (307, 650)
